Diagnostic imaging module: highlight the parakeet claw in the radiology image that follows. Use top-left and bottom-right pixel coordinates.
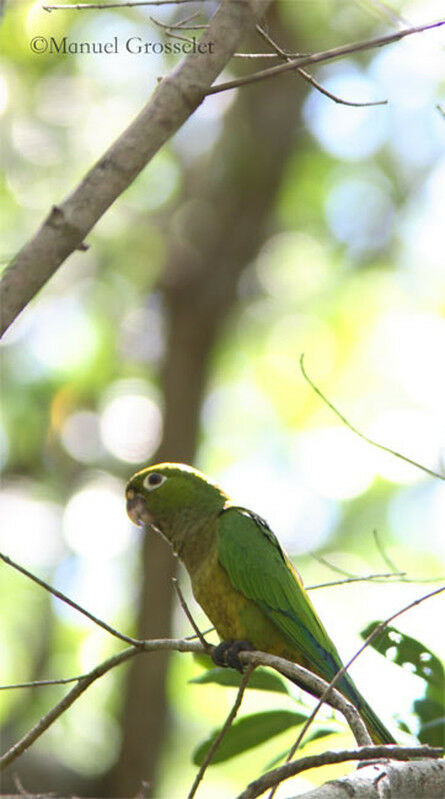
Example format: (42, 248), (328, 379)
(212, 639), (254, 672)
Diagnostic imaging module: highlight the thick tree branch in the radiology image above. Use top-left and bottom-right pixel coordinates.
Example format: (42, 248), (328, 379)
(0, 0), (271, 336)
(294, 759), (445, 799)
(237, 748), (444, 799)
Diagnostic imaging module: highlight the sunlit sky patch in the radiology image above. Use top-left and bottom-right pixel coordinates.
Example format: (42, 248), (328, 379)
(368, 409), (443, 484)
(11, 118), (62, 166)
(61, 410), (104, 464)
(27, 296), (98, 373)
(256, 232), (332, 303)
(293, 427), (376, 500)
(369, 311), (445, 412)
(400, 157), (445, 297)
(0, 485), (63, 568)
(303, 68), (388, 160)
(325, 177), (394, 254)
(99, 380), (163, 463)
(388, 481), (445, 558)
(216, 456), (337, 553)
(63, 476), (132, 559)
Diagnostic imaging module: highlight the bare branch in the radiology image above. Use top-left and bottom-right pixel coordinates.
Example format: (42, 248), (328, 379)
(187, 664), (255, 799)
(295, 758), (445, 799)
(173, 577), (211, 651)
(306, 571), (406, 590)
(300, 354), (445, 481)
(236, 745), (444, 799)
(1, 0), (272, 336)
(0, 675), (86, 690)
(256, 24), (386, 107)
(0, 551), (143, 647)
(206, 19), (445, 95)
(43, 0), (205, 11)
(0, 637), (371, 771)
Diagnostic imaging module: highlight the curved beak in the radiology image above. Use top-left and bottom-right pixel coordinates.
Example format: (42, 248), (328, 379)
(126, 489), (153, 528)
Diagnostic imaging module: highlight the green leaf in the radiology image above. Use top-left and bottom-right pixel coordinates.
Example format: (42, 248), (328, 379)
(361, 623), (445, 746)
(414, 698), (445, 747)
(190, 666), (289, 694)
(361, 623), (445, 703)
(192, 709), (308, 766)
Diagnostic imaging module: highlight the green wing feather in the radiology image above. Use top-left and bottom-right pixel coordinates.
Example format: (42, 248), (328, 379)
(217, 506), (356, 700)
(217, 506), (396, 745)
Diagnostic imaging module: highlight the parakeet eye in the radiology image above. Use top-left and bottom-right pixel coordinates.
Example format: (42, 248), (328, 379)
(143, 472), (167, 491)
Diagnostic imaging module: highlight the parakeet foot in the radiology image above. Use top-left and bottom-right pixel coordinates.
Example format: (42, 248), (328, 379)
(212, 639), (254, 672)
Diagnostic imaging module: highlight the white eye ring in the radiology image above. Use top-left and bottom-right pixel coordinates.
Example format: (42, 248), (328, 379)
(143, 473), (167, 491)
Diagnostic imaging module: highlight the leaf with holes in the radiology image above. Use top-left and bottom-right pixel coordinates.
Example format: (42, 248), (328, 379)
(361, 623), (445, 746)
(361, 623), (444, 703)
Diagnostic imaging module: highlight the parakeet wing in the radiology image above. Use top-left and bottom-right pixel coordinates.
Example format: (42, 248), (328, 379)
(217, 506), (345, 686)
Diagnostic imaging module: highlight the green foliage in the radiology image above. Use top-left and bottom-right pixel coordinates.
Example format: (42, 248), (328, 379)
(192, 709), (308, 766)
(361, 623), (445, 745)
(190, 666), (290, 694)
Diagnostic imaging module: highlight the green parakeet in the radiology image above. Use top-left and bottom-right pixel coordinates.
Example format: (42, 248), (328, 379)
(126, 462), (395, 745)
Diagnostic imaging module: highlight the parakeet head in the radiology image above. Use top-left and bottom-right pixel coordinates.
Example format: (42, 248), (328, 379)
(126, 462), (228, 544)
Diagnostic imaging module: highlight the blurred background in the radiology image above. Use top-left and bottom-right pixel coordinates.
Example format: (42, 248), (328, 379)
(1, 0), (444, 796)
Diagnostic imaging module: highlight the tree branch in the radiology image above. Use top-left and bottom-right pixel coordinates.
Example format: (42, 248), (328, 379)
(206, 19), (445, 95)
(255, 24), (387, 107)
(236, 747), (444, 799)
(294, 759), (445, 799)
(300, 354), (445, 481)
(0, 0), (272, 337)
(187, 664), (255, 799)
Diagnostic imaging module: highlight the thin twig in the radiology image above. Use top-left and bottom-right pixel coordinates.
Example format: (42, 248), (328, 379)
(206, 19), (445, 95)
(0, 636), (204, 771)
(173, 577), (211, 651)
(0, 675), (86, 690)
(0, 552), (143, 647)
(437, 104), (445, 118)
(149, 10), (201, 28)
(187, 664), (255, 799)
(237, 744), (444, 799)
(185, 625), (215, 640)
(43, 0), (204, 11)
(373, 529), (399, 573)
(256, 24), (386, 107)
(274, 584), (445, 796)
(311, 553), (358, 578)
(307, 571), (405, 590)
(300, 354), (445, 481)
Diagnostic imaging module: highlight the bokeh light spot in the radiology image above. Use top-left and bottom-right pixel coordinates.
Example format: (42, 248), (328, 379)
(63, 479), (131, 559)
(100, 390), (162, 463)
